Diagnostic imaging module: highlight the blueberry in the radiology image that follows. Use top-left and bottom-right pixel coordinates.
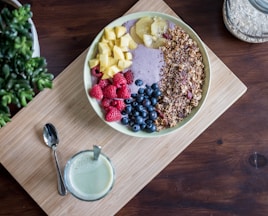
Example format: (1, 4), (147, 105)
(138, 88), (145, 94)
(149, 111), (158, 120)
(124, 105), (132, 114)
(136, 94), (144, 103)
(145, 119), (153, 125)
(147, 105), (155, 112)
(132, 124), (141, 132)
(152, 89), (162, 97)
(140, 123), (146, 130)
(151, 83), (159, 90)
(150, 97), (158, 106)
(140, 110), (148, 118)
(132, 110), (140, 117)
(124, 98), (133, 104)
(142, 98), (151, 107)
(121, 117), (129, 125)
(135, 79), (143, 86)
(136, 104), (144, 112)
(146, 123), (157, 133)
(145, 88), (153, 96)
(132, 101), (138, 107)
(135, 116), (144, 125)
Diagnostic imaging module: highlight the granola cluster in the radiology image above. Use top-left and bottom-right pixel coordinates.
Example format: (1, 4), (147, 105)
(155, 25), (205, 131)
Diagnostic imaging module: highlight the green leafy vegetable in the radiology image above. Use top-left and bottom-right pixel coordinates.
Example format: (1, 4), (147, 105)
(0, 3), (54, 127)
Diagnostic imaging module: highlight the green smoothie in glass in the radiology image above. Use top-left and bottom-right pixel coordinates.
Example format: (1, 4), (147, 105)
(64, 150), (115, 201)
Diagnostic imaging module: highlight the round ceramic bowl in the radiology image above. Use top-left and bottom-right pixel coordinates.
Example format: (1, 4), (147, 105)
(1, 0), (40, 57)
(84, 11), (211, 138)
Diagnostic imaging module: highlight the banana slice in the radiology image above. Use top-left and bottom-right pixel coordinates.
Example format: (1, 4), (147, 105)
(135, 16), (154, 40)
(151, 17), (168, 37)
(130, 26), (143, 44)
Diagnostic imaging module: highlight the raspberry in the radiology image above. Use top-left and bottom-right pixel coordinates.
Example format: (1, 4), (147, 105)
(98, 79), (109, 89)
(103, 85), (117, 99)
(115, 100), (126, 111)
(91, 65), (103, 78)
(101, 98), (112, 108)
(117, 85), (130, 99)
(105, 107), (122, 122)
(124, 70), (134, 84)
(113, 73), (127, 87)
(89, 84), (103, 100)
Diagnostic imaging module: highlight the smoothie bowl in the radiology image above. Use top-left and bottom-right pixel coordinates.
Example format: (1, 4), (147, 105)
(84, 12), (211, 138)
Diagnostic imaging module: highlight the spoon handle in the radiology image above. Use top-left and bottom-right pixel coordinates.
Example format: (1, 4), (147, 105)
(52, 146), (67, 196)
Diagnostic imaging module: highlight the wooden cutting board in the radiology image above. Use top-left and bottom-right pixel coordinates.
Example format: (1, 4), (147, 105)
(0, 0), (247, 215)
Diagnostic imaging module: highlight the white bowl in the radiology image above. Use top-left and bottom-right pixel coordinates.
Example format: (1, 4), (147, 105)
(84, 11), (211, 138)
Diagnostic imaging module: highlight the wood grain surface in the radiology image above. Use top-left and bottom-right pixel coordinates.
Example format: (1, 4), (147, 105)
(0, 0), (267, 216)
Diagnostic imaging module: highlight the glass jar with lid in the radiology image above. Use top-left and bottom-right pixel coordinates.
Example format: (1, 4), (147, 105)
(223, 0), (268, 43)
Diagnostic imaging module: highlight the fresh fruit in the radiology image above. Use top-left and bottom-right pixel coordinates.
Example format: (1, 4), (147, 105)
(98, 79), (109, 89)
(117, 85), (131, 99)
(104, 27), (116, 40)
(113, 73), (127, 87)
(89, 84), (103, 100)
(118, 59), (132, 70)
(105, 107), (122, 122)
(130, 26), (143, 44)
(115, 100), (126, 111)
(135, 79), (143, 86)
(124, 70), (134, 84)
(103, 85), (117, 99)
(101, 98), (112, 108)
(130, 16), (168, 48)
(151, 17), (168, 37)
(115, 26), (127, 38)
(91, 65), (102, 78)
(120, 80), (162, 133)
(135, 16), (154, 40)
(89, 25), (137, 79)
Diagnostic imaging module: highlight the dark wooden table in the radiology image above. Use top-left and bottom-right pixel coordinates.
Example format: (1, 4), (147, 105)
(1, 0), (268, 215)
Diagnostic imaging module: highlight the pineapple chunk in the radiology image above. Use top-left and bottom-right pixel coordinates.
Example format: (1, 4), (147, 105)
(100, 36), (109, 43)
(125, 52), (132, 60)
(92, 24), (135, 79)
(108, 57), (117, 66)
(99, 53), (109, 67)
(108, 40), (115, 49)
(98, 42), (111, 56)
(89, 58), (99, 68)
(104, 27), (116, 40)
(99, 53), (109, 72)
(120, 34), (130, 48)
(115, 26), (127, 38)
(103, 65), (121, 78)
(113, 45), (125, 60)
(124, 33), (137, 49)
(118, 59), (132, 69)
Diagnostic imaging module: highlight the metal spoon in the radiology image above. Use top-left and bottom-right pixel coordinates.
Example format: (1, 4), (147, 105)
(43, 123), (67, 196)
(93, 145), (102, 160)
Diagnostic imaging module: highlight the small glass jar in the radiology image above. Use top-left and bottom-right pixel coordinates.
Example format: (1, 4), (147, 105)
(223, 0), (268, 43)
